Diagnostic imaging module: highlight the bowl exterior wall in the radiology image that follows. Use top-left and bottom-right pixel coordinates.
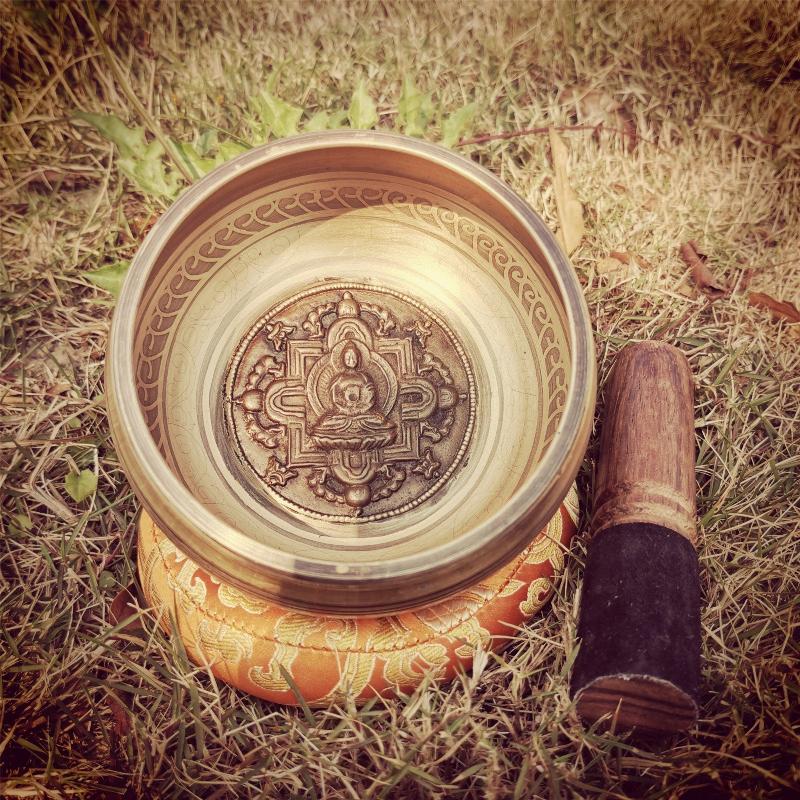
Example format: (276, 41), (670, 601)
(108, 132), (596, 615)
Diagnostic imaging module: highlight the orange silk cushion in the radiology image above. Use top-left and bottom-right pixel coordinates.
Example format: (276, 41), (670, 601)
(138, 489), (578, 706)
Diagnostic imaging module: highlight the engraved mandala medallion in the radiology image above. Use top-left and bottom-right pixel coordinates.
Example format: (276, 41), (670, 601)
(224, 283), (476, 522)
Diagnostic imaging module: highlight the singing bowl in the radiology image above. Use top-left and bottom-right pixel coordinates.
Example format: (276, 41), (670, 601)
(108, 131), (595, 616)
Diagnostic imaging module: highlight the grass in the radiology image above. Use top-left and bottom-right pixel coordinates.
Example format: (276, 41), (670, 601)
(1, 0), (799, 797)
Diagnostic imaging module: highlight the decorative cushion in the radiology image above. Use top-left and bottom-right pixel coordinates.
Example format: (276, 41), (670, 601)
(138, 487), (578, 706)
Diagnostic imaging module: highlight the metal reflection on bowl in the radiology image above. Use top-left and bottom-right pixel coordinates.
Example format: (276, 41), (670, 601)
(107, 131), (595, 615)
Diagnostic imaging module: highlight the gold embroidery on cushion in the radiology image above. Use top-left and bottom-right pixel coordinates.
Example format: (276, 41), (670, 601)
(145, 513), (540, 651)
(147, 585), (163, 614)
(139, 538), (161, 603)
(155, 531), (180, 563)
(366, 616), (415, 651)
(447, 618), (492, 659)
(564, 485), (580, 527)
(320, 653), (375, 702)
(248, 612), (333, 693)
(383, 642), (449, 686)
(497, 579), (526, 599)
(519, 577), (552, 615)
(276, 612), (330, 645)
(139, 493), (576, 673)
(524, 515), (564, 570)
(197, 619), (254, 663)
(167, 559), (207, 608)
(249, 648), (294, 692)
(318, 620), (375, 702)
(217, 583), (272, 615)
(323, 617), (360, 650)
(414, 582), (496, 633)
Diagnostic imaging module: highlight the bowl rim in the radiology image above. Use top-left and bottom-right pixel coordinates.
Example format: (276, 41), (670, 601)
(108, 130), (595, 614)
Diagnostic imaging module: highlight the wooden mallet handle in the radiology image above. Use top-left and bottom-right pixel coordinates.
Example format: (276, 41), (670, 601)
(570, 341), (700, 734)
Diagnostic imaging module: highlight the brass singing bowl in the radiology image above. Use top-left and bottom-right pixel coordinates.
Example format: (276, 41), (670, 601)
(108, 131), (595, 616)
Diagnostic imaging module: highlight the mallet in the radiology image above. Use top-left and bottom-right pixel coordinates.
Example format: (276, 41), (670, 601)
(570, 341), (700, 734)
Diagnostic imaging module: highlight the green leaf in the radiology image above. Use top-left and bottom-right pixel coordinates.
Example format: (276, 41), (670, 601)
(65, 469), (97, 503)
(76, 112), (180, 198)
(305, 111), (331, 132)
(12, 513), (32, 533)
(329, 110), (348, 129)
(348, 80), (378, 129)
(172, 139), (216, 178)
(214, 139), (249, 164)
(397, 76), (433, 138)
(195, 128), (218, 156)
(74, 111), (145, 158)
(441, 102), (479, 148)
(118, 142), (180, 198)
(99, 570), (116, 590)
(253, 87), (303, 140)
(86, 261), (130, 298)
(305, 109), (347, 132)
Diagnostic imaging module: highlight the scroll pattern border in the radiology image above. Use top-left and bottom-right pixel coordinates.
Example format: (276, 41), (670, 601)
(136, 186), (568, 456)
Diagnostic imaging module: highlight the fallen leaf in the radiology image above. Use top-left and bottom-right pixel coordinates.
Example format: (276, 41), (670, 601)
(679, 241), (728, 299)
(596, 256), (638, 283)
(86, 261), (130, 298)
(565, 86), (620, 122)
(110, 584), (145, 634)
(252, 87), (303, 139)
(49, 380), (72, 395)
(549, 129), (585, 255)
(172, 140), (216, 178)
(616, 106), (638, 152)
(348, 80), (378, 130)
(75, 112), (145, 159)
(596, 257), (624, 275)
(215, 140), (249, 163)
(748, 292), (800, 323)
(737, 268), (755, 292)
(562, 85), (637, 152)
(106, 693), (131, 740)
(397, 76), (433, 138)
(75, 112), (180, 198)
(99, 570), (116, 590)
(642, 194), (658, 212)
(441, 102), (478, 148)
(65, 468), (97, 502)
(305, 109), (347, 132)
(305, 110), (330, 132)
(11, 513), (32, 533)
(195, 128), (218, 155)
(173, 135), (251, 175)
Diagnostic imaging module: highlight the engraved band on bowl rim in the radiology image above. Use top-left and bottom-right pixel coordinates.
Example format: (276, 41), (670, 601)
(107, 131), (596, 615)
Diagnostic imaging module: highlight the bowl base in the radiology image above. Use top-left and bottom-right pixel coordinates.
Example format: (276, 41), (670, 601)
(137, 490), (578, 706)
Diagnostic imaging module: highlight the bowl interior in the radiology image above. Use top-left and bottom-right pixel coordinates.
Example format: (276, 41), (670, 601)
(131, 141), (571, 567)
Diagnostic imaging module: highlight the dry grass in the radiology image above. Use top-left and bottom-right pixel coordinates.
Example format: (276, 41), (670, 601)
(1, 0), (799, 797)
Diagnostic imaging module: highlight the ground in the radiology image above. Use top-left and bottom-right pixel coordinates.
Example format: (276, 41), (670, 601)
(1, 1), (799, 797)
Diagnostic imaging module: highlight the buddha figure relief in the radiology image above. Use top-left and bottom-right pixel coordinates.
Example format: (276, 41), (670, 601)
(228, 285), (475, 521)
(310, 341), (398, 451)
